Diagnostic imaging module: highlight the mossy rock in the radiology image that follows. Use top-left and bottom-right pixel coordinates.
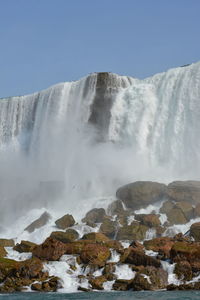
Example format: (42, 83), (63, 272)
(116, 221), (148, 241)
(81, 232), (110, 243)
(50, 229), (79, 243)
(99, 217), (117, 239)
(14, 240), (37, 253)
(0, 246), (7, 258)
(55, 214), (75, 229)
(82, 208), (106, 224)
(0, 239), (15, 247)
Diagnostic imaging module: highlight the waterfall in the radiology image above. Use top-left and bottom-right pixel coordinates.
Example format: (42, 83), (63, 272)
(0, 62), (200, 220)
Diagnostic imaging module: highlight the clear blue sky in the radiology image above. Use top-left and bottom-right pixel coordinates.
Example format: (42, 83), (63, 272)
(0, 0), (200, 97)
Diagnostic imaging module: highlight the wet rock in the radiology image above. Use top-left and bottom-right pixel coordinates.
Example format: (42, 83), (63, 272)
(89, 275), (107, 290)
(134, 214), (161, 228)
(116, 221), (148, 241)
(120, 247), (161, 267)
(170, 241), (200, 263)
(190, 222), (200, 241)
(104, 240), (124, 253)
(116, 181), (167, 210)
(78, 286), (91, 292)
(129, 241), (144, 251)
(107, 200), (124, 215)
(160, 200), (174, 214)
(143, 237), (175, 259)
(25, 212), (51, 233)
(80, 244), (110, 266)
(13, 240), (37, 253)
(102, 263), (117, 281)
(18, 257), (45, 279)
(99, 217), (117, 239)
(0, 258), (20, 282)
(85, 221), (97, 228)
(194, 203), (200, 217)
(81, 232), (110, 243)
(50, 229), (79, 243)
(131, 266), (168, 290)
(167, 181), (200, 205)
(174, 260), (193, 281)
(167, 207), (187, 225)
(0, 246), (7, 258)
(112, 279), (132, 291)
(0, 239), (15, 247)
(82, 208), (106, 224)
(32, 237), (66, 261)
(55, 214), (75, 229)
(175, 201), (194, 220)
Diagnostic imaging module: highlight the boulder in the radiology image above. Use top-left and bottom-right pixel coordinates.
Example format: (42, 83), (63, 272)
(112, 279), (132, 291)
(107, 200), (124, 215)
(50, 229), (79, 243)
(32, 237), (66, 261)
(143, 237), (174, 259)
(174, 261), (193, 281)
(116, 221), (148, 241)
(167, 181), (200, 205)
(55, 214), (75, 229)
(175, 201), (194, 220)
(99, 218), (117, 239)
(131, 266), (168, 290)
(89, 275), (107, 290)
(82, 208), (106, 224)
(102, 263), (117, 281)
(80, 244), (110, 266)
(170, 241), (200, 263)
(120, 247), (161, 268)
(167, 207), (187, 225)
(160, 200), (174, 214)
(0, 239), (15, 247)
(0, 246), (7, 258)
(81, 232), (110, 243)
(24, 212), (51, 233)
(0, 258), (19, 282)
(190, 222), (200, 241)
(134, 214), (161, 228)
(13, 240), (37, 253)
(116, 181), (167, 210)
(194, 203), (200, 217)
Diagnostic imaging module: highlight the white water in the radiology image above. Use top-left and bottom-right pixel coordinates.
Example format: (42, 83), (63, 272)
(0, 62), (200, 227)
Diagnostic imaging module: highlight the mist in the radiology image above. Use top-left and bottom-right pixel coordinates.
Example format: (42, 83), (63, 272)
(0, 63), (200, 225)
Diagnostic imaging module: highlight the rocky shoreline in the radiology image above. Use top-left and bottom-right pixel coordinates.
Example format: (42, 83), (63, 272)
(1, 180), (200, 293)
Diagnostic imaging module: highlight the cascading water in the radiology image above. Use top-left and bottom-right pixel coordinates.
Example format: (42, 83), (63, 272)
(0, 62), (200, 222)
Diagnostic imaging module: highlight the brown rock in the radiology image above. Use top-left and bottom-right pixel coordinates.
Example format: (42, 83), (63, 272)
(112, 279), (132, 291)
(55, 214), (75, 229)
(89, 275), (107, 290)
(99, 218), (117, 239)
(80, 244), (110, 266)
(0, 246), (7, 258)
(116, 181), (167, 210)
(167, 207), (187, 225)
(116, 221), (148, 241)
(0, 239), (15, 247)
(25, 212), (51, 233)
(13, 240), (37, 253)
(143, 237), (174, 259)
(102, 263), (116, 281)
(175, 201), (194, 220)
(32, 237), (66, 261)
(190, 222), (200, 241)
(194, 203), (200, 217)
(160, 200), (174, 214)
(167, 181), (200, 205)
(120, 247), (161, 268)
(82, 208), (106, 224)
(134, 214), (161, 228)
(131, 266), (168, 290)
(170, 241), (200, 263)
(107, 200), (124, 215)
(50, 229), (79, 243)
(174, 261), (193, 281)
(81, 232), (110, 243)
